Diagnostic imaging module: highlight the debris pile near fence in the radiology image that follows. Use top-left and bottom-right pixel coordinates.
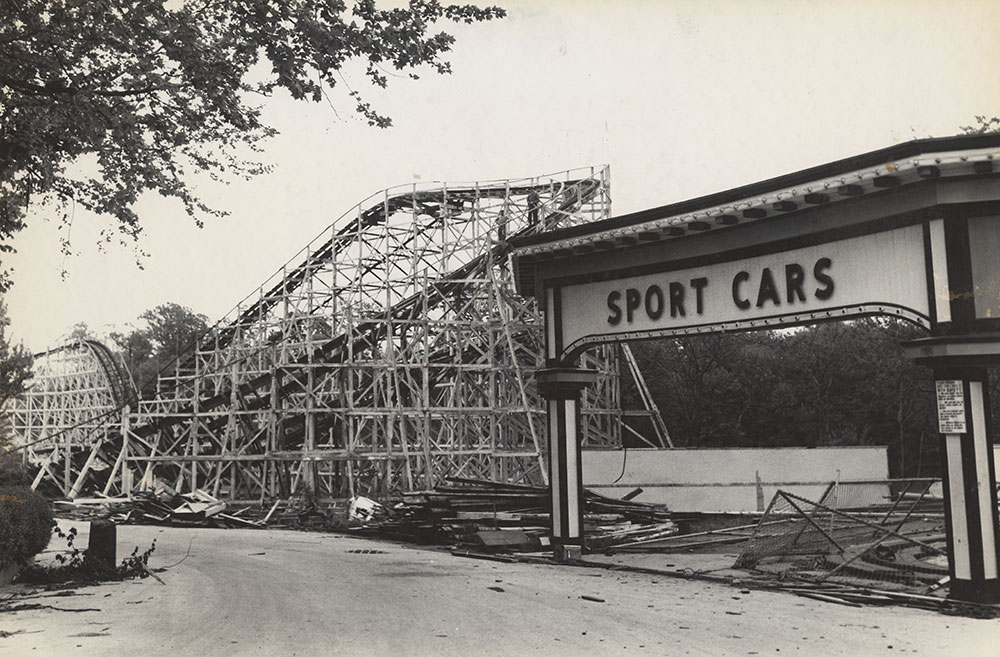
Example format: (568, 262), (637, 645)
(349, 477), (677, 553)
(53, 487), (271, 529)
(48, 476), (678, 551)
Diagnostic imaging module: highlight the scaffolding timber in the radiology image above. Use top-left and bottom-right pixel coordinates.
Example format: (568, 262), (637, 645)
(6, 340), (136, 497)
(6, 166), (669, 501)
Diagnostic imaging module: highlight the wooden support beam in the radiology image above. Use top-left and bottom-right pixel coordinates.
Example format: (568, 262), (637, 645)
(69, 437), (106, 499)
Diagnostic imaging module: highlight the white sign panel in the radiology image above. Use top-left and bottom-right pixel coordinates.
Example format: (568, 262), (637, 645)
(936, 380), (967, 434)
(557, 225), (930, 356)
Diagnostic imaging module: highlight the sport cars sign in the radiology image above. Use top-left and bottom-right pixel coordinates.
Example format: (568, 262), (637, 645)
(556, 224), (930, 357)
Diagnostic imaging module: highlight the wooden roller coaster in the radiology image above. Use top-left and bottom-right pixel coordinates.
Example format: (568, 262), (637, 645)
(6, 166), (669, 501)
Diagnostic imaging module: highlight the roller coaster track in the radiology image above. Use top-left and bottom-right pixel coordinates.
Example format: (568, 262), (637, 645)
(138, 180), (598, 431)
(6, 166), (669, 501)
(113, 168), (643, 502)
(4, 339), (137, 497)
(81, 339), (139, 410)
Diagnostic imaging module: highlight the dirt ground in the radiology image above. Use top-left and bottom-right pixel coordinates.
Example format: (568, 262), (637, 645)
(1, 521), (997, 656)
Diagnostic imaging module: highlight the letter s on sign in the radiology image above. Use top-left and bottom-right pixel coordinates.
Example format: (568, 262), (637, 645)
(608, 291), (623, 325)
(814, 257), (834, 300)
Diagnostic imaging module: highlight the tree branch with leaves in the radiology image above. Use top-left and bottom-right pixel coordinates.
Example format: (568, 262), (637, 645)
(0, 298), (33, 447)
(0, 0), (506, 289)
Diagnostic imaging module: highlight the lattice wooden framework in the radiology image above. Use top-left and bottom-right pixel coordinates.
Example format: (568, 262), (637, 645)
(5, 340), (136, 497)
(122, 166), (666, 502)
(5, 166), (669, 502)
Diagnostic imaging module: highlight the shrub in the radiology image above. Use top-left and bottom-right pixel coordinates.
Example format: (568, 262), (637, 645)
(17, 526), (157, 584)
(0, 452), (33, 487)
(0, 485), (54, 568)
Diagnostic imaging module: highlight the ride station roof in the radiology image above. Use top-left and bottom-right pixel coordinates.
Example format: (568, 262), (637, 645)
(511, 133), (1000, 294)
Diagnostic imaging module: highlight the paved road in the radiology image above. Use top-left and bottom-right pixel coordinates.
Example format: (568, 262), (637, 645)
(1, 521), (996, 656)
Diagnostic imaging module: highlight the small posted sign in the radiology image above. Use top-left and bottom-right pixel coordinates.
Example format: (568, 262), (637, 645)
(935, 380), (967, 434)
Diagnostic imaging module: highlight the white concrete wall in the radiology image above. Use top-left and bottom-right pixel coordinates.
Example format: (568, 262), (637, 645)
(582, 447), (890, 512)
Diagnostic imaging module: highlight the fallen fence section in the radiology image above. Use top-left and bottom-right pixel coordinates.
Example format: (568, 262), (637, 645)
(734, 479), (948, 592)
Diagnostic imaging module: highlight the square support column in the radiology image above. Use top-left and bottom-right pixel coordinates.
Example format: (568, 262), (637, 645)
(905, 337), (1000, 603)
(536, 367), (598, 561)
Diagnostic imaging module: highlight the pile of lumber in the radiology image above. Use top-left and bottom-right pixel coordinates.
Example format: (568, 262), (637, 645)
(52, 497), (134, 522)
(351, 477), (677, 553)
(129, 489), (270, 528)
(53, 489), (270, 528)
(49, 477), (679, 552)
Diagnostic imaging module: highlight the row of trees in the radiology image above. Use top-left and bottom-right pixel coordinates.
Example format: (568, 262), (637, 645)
(0, 298), (206, 446)
(0, 299), (33, 447)
(65, 303), (209, 395)
(109, 303), (209, 394)
(624, 318), (1000, 479)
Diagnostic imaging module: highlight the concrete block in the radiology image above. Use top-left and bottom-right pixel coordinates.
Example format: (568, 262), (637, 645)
(86, 520), (117, 571)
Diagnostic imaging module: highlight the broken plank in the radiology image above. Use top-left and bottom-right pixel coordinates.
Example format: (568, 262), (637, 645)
(792, 591), (863, 607)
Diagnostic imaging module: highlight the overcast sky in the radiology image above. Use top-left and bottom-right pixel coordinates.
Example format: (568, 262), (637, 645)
(6, 0), (999, 352)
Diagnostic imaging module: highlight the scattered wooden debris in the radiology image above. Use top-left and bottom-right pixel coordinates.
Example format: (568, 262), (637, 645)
(754, 580), (1000, 617)
(51, 488), (269, 529)
(349, 477), (677, 553)
(129, 489), (248, 527)
(349, 496), (388, 523)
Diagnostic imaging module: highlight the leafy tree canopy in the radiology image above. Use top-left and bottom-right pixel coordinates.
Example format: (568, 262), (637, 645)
(623, 319), (955, 478)
(961, 115), (1000, 135)
(625, 317), (1000, 477)
(110, 302), (208, 392)
(0, 0), (505, 289)
(0, 298), (33, 447)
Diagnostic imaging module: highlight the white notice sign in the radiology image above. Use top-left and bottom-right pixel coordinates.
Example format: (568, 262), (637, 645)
(935, 380), (967, 434)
